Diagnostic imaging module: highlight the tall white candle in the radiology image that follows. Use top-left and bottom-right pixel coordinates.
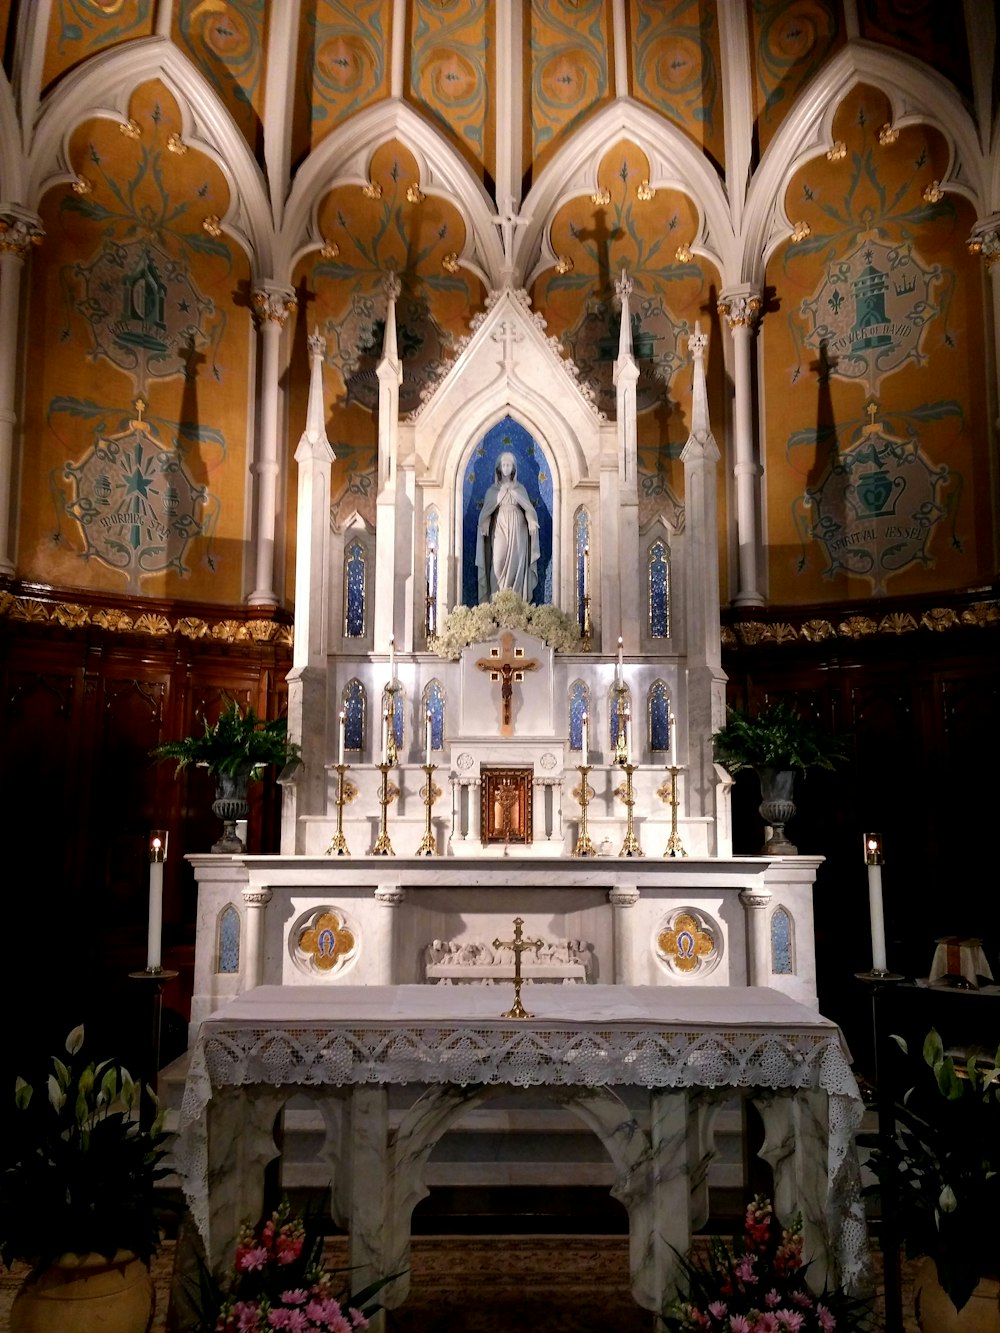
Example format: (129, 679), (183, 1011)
(582, 546), (589, 598)
(616, 635), (623, 683)
(581, 712), (589, 767)
(669, 710), (676, 756)
(624, 707), (632, 765)
(146, 834), (165, 971)
(865, 833), (887, 972)
(425, 710), (433, 766)
(388, 634), (395, 679)
(338, 709), (346, 765)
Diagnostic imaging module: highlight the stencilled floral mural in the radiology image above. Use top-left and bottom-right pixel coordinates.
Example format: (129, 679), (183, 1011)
(763, 85), (989, 602)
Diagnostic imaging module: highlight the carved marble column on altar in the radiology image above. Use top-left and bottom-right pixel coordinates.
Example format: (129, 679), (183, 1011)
(0, 207), (43, 576)
(968, 217), (1000, 433)
(718, 288), (764, 607)
(740, 884), (772, 987)
(374, 885), (404, 984)
(241, 886), (273, 990)
(609, 883), (639, 982)
(249, 283), (296, 605)
(375, 270), (402, 657)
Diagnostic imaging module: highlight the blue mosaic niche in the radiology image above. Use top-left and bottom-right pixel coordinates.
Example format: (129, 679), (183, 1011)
(218, 904), (240, 974)
(771, 906), (793, 974)
(461, 416), (554, 607)
(649, 681), (671, 751)
(425, 682), (445, 750)
(569, 681), (588, 751)
(343, 681), (365, 752)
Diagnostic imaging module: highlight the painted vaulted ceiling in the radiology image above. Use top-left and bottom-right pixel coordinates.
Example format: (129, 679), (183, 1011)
(1, 1), (997, 610)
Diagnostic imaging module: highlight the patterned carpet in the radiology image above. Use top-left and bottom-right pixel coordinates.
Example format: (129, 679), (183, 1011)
(0, 1232), (919, 1332)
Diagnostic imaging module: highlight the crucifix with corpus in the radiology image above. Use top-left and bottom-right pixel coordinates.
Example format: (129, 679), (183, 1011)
(475, 630), (539, 735)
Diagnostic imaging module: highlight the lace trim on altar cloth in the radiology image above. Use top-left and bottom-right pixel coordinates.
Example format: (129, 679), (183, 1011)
(173, 1021), (871, 1293)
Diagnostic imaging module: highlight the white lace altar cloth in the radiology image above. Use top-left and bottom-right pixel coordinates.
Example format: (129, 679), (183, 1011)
(175, 985), (870, 1289)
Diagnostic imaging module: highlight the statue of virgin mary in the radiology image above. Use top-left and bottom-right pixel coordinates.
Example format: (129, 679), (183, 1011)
(476, 452), (540, 603)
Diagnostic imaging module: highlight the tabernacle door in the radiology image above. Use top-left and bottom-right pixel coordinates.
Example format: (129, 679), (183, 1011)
(480, 767), (533, 845)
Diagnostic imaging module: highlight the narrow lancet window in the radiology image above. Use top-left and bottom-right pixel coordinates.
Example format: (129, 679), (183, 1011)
(344, 540), (367, 638)
(648, 539), (670, 638)
(648, 680), (672, 752)
(342, 679), (366, 752)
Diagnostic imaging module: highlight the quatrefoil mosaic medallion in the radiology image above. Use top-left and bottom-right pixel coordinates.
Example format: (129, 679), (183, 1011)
(655, 908), (721, 977)
(292, 908), (358, 977)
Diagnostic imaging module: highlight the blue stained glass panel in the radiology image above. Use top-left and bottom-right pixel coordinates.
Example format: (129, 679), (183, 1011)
(392, 688), (405, 749)
(568, 681), (588, 750)
(575, 511), (589, 633)
(343, 680), (365, 751)
(218, 905), (240, 974)
(771, 907), (793, 974)
(426, 511), (438, 634)
(649, 681), (671, 751)
(345, 541), (366, 637)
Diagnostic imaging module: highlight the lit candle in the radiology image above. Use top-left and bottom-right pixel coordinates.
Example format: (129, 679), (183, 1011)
(865, 833), (887, 973)
(616, 635), (623, 684)
(388, 634), (395, 679)
(338, 709), (346, 765)
(624, 707), (632, 765)
(582, 546), (589, 598)
(146, 831), (167, 972)
(669, 710), (676, 756)
(581, 712), (589, 767)
(425, 710), (433, 766)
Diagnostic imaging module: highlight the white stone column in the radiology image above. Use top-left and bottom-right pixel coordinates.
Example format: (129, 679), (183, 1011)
(469, 778), (482, 842)
(609, 884), (639, 982)
(375, 270), (402, 654)
(449, 776), (460, 845)
(614, 268), (641, 652)
(241, 885), (273, 990)
(249, 282), (296, 605)
(718, 288), (763, 607)
(740, 884), (772, 986)
(374, 884), (404, 984)
(0, 207), (44, 576)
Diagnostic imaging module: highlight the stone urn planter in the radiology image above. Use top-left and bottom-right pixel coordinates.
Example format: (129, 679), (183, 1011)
(11, 1250), (154, 1333)
(755, 766), (798, 854)
(211, 765), (251, 852)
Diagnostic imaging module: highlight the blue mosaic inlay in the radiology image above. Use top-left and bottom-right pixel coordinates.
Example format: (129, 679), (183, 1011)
(649, 540), (670, 638)
(218, 904), (240, 974)
(569, 680), (588, 751)
(425, 680), (445, 750)
(426, 510), (439, 634)
(771, 906), (793, 974)
(343, 680), (365, 752)
(575, 510), (590, 632)
(345, 541), (366, 638)
(649, 680), (671, 751)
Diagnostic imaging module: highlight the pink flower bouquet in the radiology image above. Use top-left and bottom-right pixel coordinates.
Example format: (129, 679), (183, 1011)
(208, 1200), (390, 1333)
(662, 1196), (872, 1332)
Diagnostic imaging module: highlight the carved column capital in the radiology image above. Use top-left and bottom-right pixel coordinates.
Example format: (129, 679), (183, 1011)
(242, 886), (273, 908)
(0, 207), (44, 258)
(968, 221), (1000, 269)
(718, 287), (763, 331)
(739, 887), (771, 910)
(609, 885), (639, 908)
(375, 885), (405, 906)
(252, 283), (297, 326)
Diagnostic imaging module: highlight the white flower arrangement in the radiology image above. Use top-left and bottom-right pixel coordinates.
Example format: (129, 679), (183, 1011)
(429, 591), (587, 659)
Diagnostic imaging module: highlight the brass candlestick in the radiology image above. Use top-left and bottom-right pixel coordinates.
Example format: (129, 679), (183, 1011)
(616, 761), (643, 857)
(663, 764), (687, 858)
(416, 763), (438, 856)
(494, 916), (543, 1020)
(573, 764), (597, 856)
(327, 762), (351, 856)
(371, 762), (395, 856)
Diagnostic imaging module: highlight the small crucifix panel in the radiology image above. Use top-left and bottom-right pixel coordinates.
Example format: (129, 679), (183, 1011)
(480, 767), (533, 845)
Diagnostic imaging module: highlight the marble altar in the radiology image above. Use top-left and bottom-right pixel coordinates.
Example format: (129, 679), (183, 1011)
(174, 984), (870, 1323)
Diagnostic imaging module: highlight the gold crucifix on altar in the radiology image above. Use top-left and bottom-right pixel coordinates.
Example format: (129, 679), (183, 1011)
(475, 630), (538, 735)
(494, 916), (543, 1019)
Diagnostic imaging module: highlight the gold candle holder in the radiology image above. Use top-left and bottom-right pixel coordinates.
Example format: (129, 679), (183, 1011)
(574, 764), (597, 857)
(663, 764), (687, 858)
(416, 763), (438, 856)
(371, 762), (395, 856)
(326, 762), (351, 856)
(494, 916), (543, 1020)
(616, 762), (643, 857)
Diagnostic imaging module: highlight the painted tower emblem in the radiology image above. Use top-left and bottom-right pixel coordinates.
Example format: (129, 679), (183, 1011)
(804, 402), (949, 595)
(64, 401), (208, 591)
(798, 234), (941, 392)
(70, 239), (215, 389)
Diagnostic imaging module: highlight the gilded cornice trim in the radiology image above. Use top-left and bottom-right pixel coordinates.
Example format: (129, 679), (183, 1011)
(722, 597), (1000, 649)
(0, 588), (293, 646)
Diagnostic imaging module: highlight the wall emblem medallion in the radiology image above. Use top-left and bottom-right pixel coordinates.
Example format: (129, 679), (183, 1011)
(63, 404), (208, 590)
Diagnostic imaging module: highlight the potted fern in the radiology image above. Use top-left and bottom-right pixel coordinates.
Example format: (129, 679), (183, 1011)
(152, 697), (299, 852)
(712, 700), (849, 854)
(1, 1025), (169, 1333)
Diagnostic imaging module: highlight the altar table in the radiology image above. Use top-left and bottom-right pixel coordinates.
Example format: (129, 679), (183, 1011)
(174, 984), (870, 1321)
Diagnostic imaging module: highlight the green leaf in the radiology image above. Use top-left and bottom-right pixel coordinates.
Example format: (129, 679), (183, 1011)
(890, 1033), (908, 1055)
(47, 1074), (66, 1112)
(14, 1076), (32, 1110)
(66, 1024), (85, 1055)
(934, 1056), (963, 1100)
(923, 1028), (944, 1068)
